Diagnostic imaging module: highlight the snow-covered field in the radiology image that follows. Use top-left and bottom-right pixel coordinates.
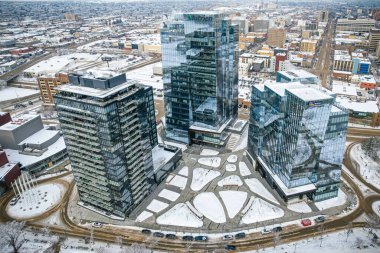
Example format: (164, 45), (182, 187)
(166, 174), (187, 190)
(190, 168), (220, 191)
(245, 178), (280, 205)
(217, 175), (243, 187)
(178, 166), (188, 176)
(220, 191), (247, 219)
(146, 200), (169, 213)
(135, 211), (153, 222)
(315, 189), (346, 211)
(7, 183), (64, 219)
(241, 197), (284, 224)
(239, 161), (251, 176)
(287, 201), (312, 213)
(156, 203), (203, 227)
(0, 87), (39, 102)
(158, 189), (180, 202)
(193, 192), (226, 223)
(200, 149), (220, 156)
(226, 163), (237, 172)
(227, 155), (238, 163)
(198, 157), (221, 168)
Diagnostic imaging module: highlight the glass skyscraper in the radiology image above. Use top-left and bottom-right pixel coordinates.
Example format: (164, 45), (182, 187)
(54, 73), (157, 217)
(160, 12), (239, 146)
(247, 82), (348, 202)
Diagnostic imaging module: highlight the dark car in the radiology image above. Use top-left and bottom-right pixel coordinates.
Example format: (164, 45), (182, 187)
(153, 232), (165, 238)
(182, 235), (194, 241)
(194, 236), (208, 241)
(235, 232), (246, 239)
(272, 226), (282, 232)
(165, 234), (177, 240)
(141, 229), (151, 235)
(225, 245), (236, 251)
(315, 216), (326, 223)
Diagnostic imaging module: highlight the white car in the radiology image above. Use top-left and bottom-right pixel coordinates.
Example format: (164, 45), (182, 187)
(223, 234), (234, 240)
(261, 228), (272, 235)
(92, 222), (103, 228)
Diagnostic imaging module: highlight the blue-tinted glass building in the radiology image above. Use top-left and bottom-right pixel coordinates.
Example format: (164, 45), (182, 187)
(160, 12), (239, 146)
(54, 73), (157, 218)
(247, 82), (348, 202)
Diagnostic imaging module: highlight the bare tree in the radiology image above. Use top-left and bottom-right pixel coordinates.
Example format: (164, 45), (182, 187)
(115, 236), (123, 249)
(354, 237), (364, 249)
(365, 213), (380, 234)
(273, 231), (281, 248)
(124, 243), (150, 253)
(0, 221), (26, 253)
(42, 225), (51, 237)
(318, 224), (325, 247)
(346, 222), (354, 242)
(95, 247), (106, 253)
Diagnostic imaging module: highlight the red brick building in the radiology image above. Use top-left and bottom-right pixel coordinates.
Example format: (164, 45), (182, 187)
(0, 151), (21, 195)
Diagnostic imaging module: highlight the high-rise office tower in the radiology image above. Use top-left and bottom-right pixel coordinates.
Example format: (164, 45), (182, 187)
(54, 72), (157, 217)
(318, 11), (329, 22)
(161, 12), (239, 146)
(247, 82), (348, 202)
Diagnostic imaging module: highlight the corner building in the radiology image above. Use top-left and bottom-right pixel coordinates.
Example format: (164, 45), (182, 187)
(247, 82), (348, 202)
(160, 12), (239, 146)
(54, 73), (157, 218)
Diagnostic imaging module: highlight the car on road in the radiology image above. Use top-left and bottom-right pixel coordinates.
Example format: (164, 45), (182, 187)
(234, 232), (246, 239)
(153, 232), (165, 238)
(261, 228), (272, 235)
(222, 234), (234, 240)
(141, 229), (151, 235)
(165, 234), (177, 240)
(92, 222), (102, 228)
(194, 236), (208, 241)
(314, 216), (326, 223)
(225, 245), (236, 251)
(182, 235), (194, 241)
(272, 226), (282, 232)
(9, 197), (19, 206)
(301, 219), (312, 227)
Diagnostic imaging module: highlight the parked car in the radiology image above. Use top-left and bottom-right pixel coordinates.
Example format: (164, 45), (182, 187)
(301, 219), (312, 227)
(272, 226), (282, 232)
(225, 245), (237, 251)
(194, 236), (208, 241)
(261, 228), (272, 235)
(314, 216), (325, 223)
(235, 232), (246, 239)
(182, 235), (194, 241)
(92, 222), (102, 228)
(153, 232), (165, 238)
(165, 234), (177, 240)
(223, 234), (234, 240)
(141, 229), (152, 235)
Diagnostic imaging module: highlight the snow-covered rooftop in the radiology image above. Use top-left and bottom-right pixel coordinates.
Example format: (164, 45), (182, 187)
(0, 162), (17, 179)
(336, 97), (379, 113)
(288, 87), (332, 102)
(152, 145), (178, 171)
(332, 85), (357, 97)
(0, 114), (39, 131)
(18, 128), (59, 146)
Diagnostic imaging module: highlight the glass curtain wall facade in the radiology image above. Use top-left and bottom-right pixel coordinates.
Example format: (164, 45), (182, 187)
(54, 79), (157, 218)
(161, 12), (239, 144)
(248, 83), (348, 202)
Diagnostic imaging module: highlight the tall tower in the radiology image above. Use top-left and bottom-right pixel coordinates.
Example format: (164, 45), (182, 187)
(54, 73), (157, 218)
(160, 12), (239, 146)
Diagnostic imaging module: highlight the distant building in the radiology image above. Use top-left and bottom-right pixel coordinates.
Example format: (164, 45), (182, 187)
(64, 13), (79, 21)
(38, 73), (69, 105)
(254, 18), (269, 33)
(318, 11), (329, 22)
(369, 28), (380, 52)
(54, 73), (158, 218)
(276, 70), (319, 84)
(247, 82), (348, 202)
(336, 18), (375, 33)
(267, 28), (286, 48)
(300, 39), (317, 53)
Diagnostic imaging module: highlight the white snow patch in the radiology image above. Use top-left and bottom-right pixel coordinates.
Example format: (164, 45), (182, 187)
(158, 189), (180, 202)
(200, 149), (220, 156)
(178, 166), (188, 176)
(241, 197), (284, 224)
(146, 199), (169, 213)
(191, 168), (221, 191)
(0, 87), (39, 102)
(239, 161), (251, 176)
(372, 201), (380, 217)
(233, 127), (248, 152)
(135, 211), (153, 222)
(198, 157), (221, 168)
(217, 175), (243, 187)
(166, 174), (187, 190)
(245, 178), (280, 205)
(219, 191), (247, 219)
(315, 189), (347, 211)
(227, 154), (238, 163)
(226, 163), (237, 172)
(156, 203), (203, 227)
(287, 201), (312, 213)
(193, 192), (226, 223)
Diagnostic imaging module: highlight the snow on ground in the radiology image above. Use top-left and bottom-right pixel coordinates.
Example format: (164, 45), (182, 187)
(200, 149), (220, 156)
(156, 203), (203, 227)
(191, 168), (220, 191)
(241, 197), (284, 224)
(287, 201), (312, 213)
(233, 127), (248, 152)
(373, 201), (380, 217)
(178, 166), (188, 176)
(239, 161), (251, 176)
(166, 174), (187, 190)
(198, 157), (221, 168)
(0, 87), (39, 102)
(220, 191), (247, 219)
(250, 228), (380, 253)
(193, 192), (226, 223)
(158, 189), (180, 202)
(7, 183), (64, 219)
(135, 211), (153, 222)
(226, 163), (237, 172)
(245, 178), (280, 205)
(217, 175), (243, 187)
(146, 200), (169, 213)
(227, 154), (238, 163)
(315, 189), (346, 211)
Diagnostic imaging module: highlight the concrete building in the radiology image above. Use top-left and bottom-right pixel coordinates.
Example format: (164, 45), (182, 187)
(254, 18), (269, 33)
(38, 73), (69, 105)
(0, 150), (21, 196)
(333, 50), (353, 72)
(318, 10), (329, 22)
(247, 82), (348, 202)
(267, 28), (286, 48)
(54, 73), (158, 218)
(276, 70), (319, 84)
(369, 28), (380, 52)
(300, 39), (317, 53)
(336, 18), (375, 33)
